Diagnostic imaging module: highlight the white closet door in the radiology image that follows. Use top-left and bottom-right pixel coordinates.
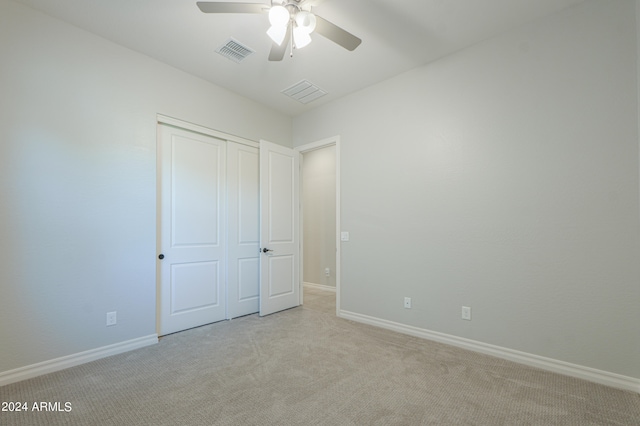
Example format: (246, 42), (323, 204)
(158, 125), (226, 336)
(227, 142), (260, 319)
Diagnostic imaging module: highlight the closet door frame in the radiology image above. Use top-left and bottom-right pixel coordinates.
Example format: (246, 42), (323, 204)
(157, 115), (258, 149)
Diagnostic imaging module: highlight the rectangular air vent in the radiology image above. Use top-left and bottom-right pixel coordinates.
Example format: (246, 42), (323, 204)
(215, 38), (254, 63)
(281, 80), (327, 104)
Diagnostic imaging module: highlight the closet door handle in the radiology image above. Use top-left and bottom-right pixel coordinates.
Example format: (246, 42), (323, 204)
(158, 254), (165, 259)
(261, 248), (273, 253)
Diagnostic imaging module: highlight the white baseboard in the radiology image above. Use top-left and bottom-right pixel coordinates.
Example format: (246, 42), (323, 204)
(0, 334), (158, 387)
(338, 310), (640, 394)
(303, 282), (337, 293)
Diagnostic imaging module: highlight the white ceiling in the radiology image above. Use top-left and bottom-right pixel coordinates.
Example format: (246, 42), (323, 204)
(14, 0), (586, 117)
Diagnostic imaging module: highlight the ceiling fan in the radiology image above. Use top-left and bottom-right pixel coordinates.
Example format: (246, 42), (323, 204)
(196, 0), (362, 61)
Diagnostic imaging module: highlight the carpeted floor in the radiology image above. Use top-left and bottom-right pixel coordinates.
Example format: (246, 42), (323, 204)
(301, 285), (336, 314)
(1, 287), (638, 425)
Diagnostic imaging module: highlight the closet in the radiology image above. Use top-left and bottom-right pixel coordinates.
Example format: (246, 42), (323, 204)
(157, 123), (260, 336)
(156, 119), (300, 336)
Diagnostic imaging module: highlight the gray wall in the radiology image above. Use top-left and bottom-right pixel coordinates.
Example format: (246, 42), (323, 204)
(293, 0), (640, 378)
(0, 0), (291, 373)
(303, 146), (337, 287)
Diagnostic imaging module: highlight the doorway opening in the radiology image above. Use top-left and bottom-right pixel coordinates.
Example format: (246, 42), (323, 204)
(296, 136), (341, 316)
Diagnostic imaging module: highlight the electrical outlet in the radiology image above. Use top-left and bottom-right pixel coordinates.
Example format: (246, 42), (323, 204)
(325, 267), (330, 277)
(461, 306), (471, 321)
(106, 311), (117, 326)
(404, 297), (412, 309)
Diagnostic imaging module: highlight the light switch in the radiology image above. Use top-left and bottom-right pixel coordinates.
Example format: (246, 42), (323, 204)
(341, 231), (350, 242)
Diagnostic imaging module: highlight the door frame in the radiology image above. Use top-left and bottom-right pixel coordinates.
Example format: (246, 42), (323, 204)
(295, 136), (341, 315)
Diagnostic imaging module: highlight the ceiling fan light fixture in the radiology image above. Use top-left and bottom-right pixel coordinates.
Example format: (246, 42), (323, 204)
(196, 1), (362, 60)
(268, 5), (290, 27)
(293, 26), (312, 49)
(295, 11), (316, 33)
(267, 25), (288, 46)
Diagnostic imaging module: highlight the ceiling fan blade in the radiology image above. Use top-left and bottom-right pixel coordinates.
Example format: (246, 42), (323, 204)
(196, 2), (265, 14)
(314, 16), (361, 51)
(268, 24), (291, 61)
(300, 0), (326, 7)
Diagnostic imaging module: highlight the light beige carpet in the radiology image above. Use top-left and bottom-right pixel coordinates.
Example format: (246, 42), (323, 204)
(1, 287), (638, 425)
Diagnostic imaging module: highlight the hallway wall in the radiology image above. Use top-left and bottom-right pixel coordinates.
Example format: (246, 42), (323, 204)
(302, 146), (337, 288)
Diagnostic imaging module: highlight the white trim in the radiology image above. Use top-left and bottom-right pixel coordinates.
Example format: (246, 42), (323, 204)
(304, 282), (337, 293)
(0, 334), (158, 387)
(335, 139), (341, 316)
(338, 310), (640, 394)
(298, 153), (305, 307)
(295, 137), (338, 153)
(157, 114), (258, 148)
(295, 136), (341, 316)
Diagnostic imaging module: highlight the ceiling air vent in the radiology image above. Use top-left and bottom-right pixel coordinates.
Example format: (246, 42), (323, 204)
(282, 80), (327, 104)
(215, 38), (254, 63)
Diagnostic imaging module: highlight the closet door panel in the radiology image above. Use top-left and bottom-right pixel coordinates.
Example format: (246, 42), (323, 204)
(227, 142), (260, 318)
(158, 125), (226, 335)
